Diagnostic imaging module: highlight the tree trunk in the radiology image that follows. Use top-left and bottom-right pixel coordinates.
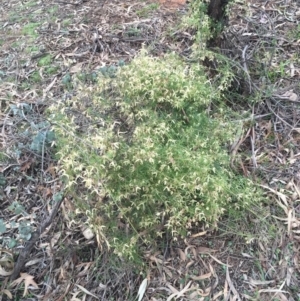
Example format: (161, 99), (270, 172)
(207, 0), (229, 22)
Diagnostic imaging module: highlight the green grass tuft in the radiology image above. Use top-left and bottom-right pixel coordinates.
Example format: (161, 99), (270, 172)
(22, 22), (40, 37)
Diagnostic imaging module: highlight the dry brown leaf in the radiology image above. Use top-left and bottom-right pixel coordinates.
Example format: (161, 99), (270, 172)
(75, 283), (99, 300)
(70, 63), (84, 73)
(189, 272), (211, 281)
(158, 0), (186, 9)
(186, 260), (195, 268)
(197, 287), (211, 297)
(184, 245), (196, 257)
(190, 231), (207, 238)
(166, 281), (191, 301)
(287, 209), (293, 234)
(290, 62), (295, 77)
(1, 289), (13, 299)
(20, 160), (32, 172)
(162, 266), (173, 278)
(241, 253), (253, 258)
(279, 91), (298, 101)
(25, 258), (43, 267)
(0, 250), (13, 257)
(260, 185), (289, 213)
(208, 254), (232, 267)
(276, 292), (289, 301)
(0, 255), (14, 273)
(191, 247), (198, 259)
(0, 266), (13, 276)
(286, 267), (293, 286)
(70, 290), (81, 301)
(76, 262), (93, 277)
(248, 278), (275, 286)
(292, 181), (300, 198)
(213, 291), (223, 300)
(208, 263), (216, 278)
(45, 163), (57, 178)
(149, 255), (163, 264)
(226, 266), (241, 301)
(197, 247), (216, 254)
(166, 283), (179, 294)
(177, 248), (186, 261)
(258, 288), (288, 293)
(65, 51), (89, 57)
(10, 273), (39, 297)
(223, 276), (228, 300)
(46, 231), (61, 255)
(44, 77), (57, 94)
(293, 128), (300, 134)
(82, 227), (94, 240)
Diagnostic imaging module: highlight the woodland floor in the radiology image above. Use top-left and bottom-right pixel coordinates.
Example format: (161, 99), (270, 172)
(0, 0), (300, 300)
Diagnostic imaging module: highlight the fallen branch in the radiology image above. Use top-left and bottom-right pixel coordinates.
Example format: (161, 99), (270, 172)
(10, 195), (64, 281)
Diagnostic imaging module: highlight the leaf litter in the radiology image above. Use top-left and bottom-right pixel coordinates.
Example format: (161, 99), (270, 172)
(10, 272), (39, 297)
(0, 0), (300, 300)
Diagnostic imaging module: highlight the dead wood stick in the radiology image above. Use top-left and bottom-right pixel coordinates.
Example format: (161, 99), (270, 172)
(10, 196), (64, 281)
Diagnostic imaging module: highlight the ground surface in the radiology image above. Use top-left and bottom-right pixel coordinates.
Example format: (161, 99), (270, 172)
(0, 0), (300, 300)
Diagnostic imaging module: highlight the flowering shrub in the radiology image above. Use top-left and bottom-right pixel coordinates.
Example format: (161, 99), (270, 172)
(50, 52), (260, 259)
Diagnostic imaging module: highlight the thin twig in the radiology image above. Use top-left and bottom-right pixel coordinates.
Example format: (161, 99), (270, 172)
(250, 127), (257, 169)
(54, 0), (82, 5)
(242, 45), (252, 93)
(230, 127), (251, 169)
(266, 99), (294, 129)
(10, 195), (64, 281)
(0, 164), (20, 173)
(231, 113), (272, 123)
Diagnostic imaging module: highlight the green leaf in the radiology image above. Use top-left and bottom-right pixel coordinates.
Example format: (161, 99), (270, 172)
(0, 173), (6, 186)
(9, 104), (20, 116)
(62, 73), (71, 84)
(30, 131), (46, 153)
(10, 221), (17, 228)
(9, 103), (31, 117)
(118, 59), (125, 67)
(0, 219), (6, 234)
(53, 192), (63, 203)
(99, 66), (108, 75)
(19, 222), (32, 241)
(8, 202), (27, 215)
(35, 121), (50, 129)
(46, 130), (55, 143)
(8, 238), (17, 249)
